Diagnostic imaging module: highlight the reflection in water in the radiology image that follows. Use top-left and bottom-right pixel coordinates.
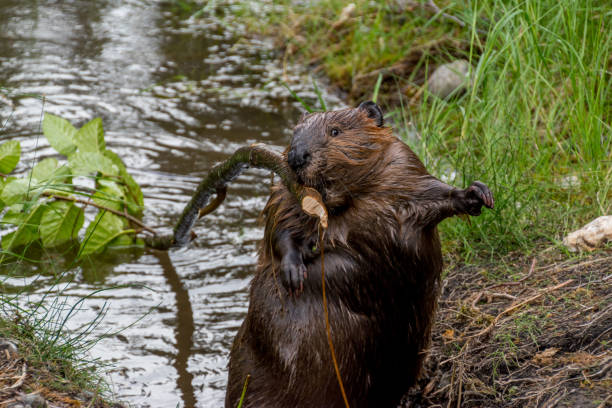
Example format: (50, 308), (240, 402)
(155, 250), (195, 407)
(0, 0), (341, 406)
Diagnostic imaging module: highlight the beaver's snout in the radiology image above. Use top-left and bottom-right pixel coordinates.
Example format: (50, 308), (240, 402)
(287, 142), (310, 173)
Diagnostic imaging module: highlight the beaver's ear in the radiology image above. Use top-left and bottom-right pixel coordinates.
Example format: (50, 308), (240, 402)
(357, 101), (384, 127)
(299, 111), (312, 123)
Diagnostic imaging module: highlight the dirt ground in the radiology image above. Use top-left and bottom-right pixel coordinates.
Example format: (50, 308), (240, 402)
(0, 336), (117, 408)
(404, 249), (612, 408)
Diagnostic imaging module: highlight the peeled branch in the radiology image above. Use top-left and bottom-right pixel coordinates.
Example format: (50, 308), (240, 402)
(145, 144), (328, 250)
(300, 187), (328, 229)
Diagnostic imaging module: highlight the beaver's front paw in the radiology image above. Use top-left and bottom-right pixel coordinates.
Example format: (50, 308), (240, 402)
(463, 181), (494, 216)
(280, 252), (307, 295)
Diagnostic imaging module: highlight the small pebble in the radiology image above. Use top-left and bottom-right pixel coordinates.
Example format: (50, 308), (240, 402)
(0, 338), (19, 358)
(8, 393), (47, 408)
(426, 59), (472, 99)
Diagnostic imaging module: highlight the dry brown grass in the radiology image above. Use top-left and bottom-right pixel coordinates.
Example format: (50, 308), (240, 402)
(403, 249), (612, 407)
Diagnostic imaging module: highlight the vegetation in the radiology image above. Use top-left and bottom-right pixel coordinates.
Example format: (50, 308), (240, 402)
(0, 114), (147, 405)
(0, 287), (117, 406)
(231, 0), (612, 260)
(0, 114), (145, 261)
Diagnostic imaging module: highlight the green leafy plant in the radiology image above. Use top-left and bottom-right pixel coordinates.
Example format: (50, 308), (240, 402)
(0, 113), (144, 259)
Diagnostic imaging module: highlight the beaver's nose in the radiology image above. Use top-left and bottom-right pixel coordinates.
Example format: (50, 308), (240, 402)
(287, 146), (311, 172)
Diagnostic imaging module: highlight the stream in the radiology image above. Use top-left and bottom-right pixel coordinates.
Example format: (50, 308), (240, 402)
(0, 1), (340, 406)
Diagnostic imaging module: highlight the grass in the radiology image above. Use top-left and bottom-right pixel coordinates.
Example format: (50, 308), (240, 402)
(239, 0), (465, 89)
(0, 274), (115, 404)
(230, 0), (612, 260)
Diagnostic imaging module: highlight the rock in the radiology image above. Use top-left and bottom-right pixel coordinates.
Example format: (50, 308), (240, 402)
(8, 394), (47, 408)
(0, 338), (19, 358)
(426, 59), (471, 99)
(563, 215), (612, 251)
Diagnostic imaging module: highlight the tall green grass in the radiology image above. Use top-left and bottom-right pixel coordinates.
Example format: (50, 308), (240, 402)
(238, 0), (612, 259)
(405, 0), (611, 258)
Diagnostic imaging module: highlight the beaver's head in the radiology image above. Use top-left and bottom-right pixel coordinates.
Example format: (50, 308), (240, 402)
(287, 101), (393, 208)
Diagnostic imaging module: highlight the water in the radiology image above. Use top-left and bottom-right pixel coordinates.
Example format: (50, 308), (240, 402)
(0, 1), (340, 406)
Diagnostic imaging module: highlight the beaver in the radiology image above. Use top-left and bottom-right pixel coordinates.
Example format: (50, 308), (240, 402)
(225, 101), (494, 408)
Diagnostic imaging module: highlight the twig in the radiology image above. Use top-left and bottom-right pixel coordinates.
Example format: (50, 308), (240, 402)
(198, 187), (227, 219)
(471, 279), (574, 338)
(486, 257), (536, 290)
(8, 363), (26, 389)
(537, 256), (612, 274)
(470, 291), (517, 308)
(596, 394), (612, 408)
(42, 192), (156, 235)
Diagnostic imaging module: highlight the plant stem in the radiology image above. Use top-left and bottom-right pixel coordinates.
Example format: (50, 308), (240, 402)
(42, 192), (156, 235)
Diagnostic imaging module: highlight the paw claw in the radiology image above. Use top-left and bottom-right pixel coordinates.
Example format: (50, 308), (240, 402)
(464, 181), (494, 215)
(280, 254), (307, 296)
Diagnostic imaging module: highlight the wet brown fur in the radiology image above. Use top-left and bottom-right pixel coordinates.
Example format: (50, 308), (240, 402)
(226, 105), (492, 407)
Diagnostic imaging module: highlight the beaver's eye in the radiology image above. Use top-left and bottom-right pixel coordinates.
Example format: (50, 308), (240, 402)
(330, 127), (341, 137)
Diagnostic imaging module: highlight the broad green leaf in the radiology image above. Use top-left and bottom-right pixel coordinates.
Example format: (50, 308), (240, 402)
(0, 178), (36, 206)
(92, 179), (125, 211)
(75, 117), (105, 153)
(1, 229), (38, 251)
(0, 177), (9, 211)
(31, 158), (71, 184)
(39, 201), (84, 248)
(1, 204), (28, 225)
(1, 204), (46, 251)
(68, 151), (119, 176)
(42, 113), (77, 156)
(79, 211), (127, 256)
(0, 140), (20, 174)
(107, 233), (135, 248)
(103, 150), (144, 213)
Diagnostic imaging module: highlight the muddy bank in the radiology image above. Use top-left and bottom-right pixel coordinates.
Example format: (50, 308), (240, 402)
(0, 322), (119, 408)
(406, 249), (612, 407)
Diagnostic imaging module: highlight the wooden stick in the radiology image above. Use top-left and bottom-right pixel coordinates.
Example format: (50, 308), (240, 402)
(145, 144), (328, 250)
(42, 192), (156, 235)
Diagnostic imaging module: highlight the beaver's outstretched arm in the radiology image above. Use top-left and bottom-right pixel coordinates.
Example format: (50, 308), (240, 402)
(417, 179), (494, 226)
(274, 229), (307, 295)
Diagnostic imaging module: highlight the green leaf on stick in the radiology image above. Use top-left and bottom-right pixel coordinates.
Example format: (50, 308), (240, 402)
(31, 157), (71, 184)
(79, 211), (131, 256)
(39, 201), (84, 248)
(92, 179), (125, 211)
(0, 140), (21, 174)
(1, 204), (46, 252)
(75, 117), (105, 153)
(68, 151), (119, 176)
(42, 113), (78, 156)
(0, 178), (36, 206)
(103, 150), (144, 213)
